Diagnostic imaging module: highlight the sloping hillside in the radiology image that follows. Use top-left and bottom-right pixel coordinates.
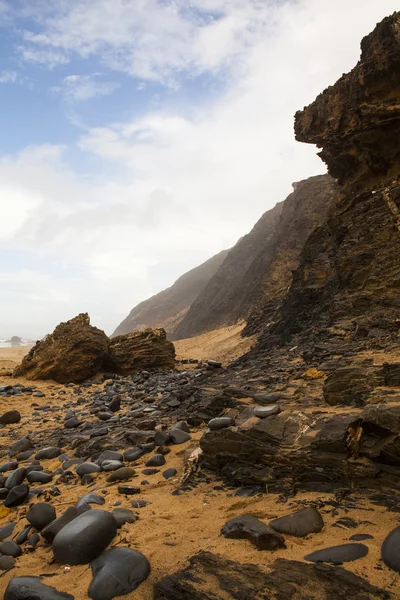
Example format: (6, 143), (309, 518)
(173, 174), (337, 340)
(112, 249), (228, 337)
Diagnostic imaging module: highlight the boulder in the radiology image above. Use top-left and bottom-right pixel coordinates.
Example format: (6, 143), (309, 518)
(269, 507), (324, 537)
(13, 313), (109, 383)
(107, 329), (175, 375)
(88, 547), (150, 600)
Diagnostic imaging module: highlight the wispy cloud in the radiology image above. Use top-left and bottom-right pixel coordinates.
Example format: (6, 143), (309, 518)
(0, 70), (19, 83)
(51, 74), (119, 102)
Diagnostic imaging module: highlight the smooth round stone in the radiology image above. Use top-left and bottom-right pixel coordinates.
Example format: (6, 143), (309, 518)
(76, 463), (101, 477)
(0, 522), (16, 541)
(106, 467), (135, 483)
(96, 451), (123, 464)
(131, 500), (149, 509)
(145, 454), (165, 467)
(208, 417), (235, 431)
(304, 543), (368, 564)
(4, 577), (74, 599)
(52, 509), (118, 565)
(101, 460), (124, 472)
(42, 507), (80, 543)
(154, 431), (170, 446)
(76, 493), (105, 509)
(98, 412), (113, 421)
(64, 411), (75, 420)
(27, 471), (53, 484)
(112, 508), (137, 526)
(35, 447), (61, 460)
(0, 541), (22, 557)
(27, 502), (56, 530)
(15, 525), (31, 545)
(0, 461), (18, 473)
(29, 533), (40, 548)
(0, 555), (15, 571)
(0, 410), (21, 425)
(17, 450), (35, 461)
(169, 429), (191, 444)
(26, 465), (43, 474)
(0, 488), (9, 500)
(162, 468), (177, 480)
(382, 526), (400, 573)
(350, 533), (374, 541)
(171, 421), (190, 433)
(64, 417), (81, 429)
(89, 547), (151, 600)
(4, 483), (29, 507)
(124, 448), (144, 462)
(5, 467), (26, 490)
(254, 405), (280, 418)
(269, 507), (324, 537)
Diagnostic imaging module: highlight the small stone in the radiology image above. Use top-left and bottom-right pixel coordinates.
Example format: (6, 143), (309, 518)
(42, 507), (80, 543)
(27, 502), (56, 530)
(0, 410), (21, 425)
(5, 467), (26, 490)
(106, 467), (135, 483)
(253, 405), (280, 418)
(382, 526), (400, 573)
(118, 485), (141, 495)
(221, 515), (285, 550)
(52, 509), (118, 565)
(0, 522), (16, 541)
(124, 448), (144, 462)
(163, 468), (177, 480)
(88, 547), (151, 600)
(208, 417), (235, 431)
(76, 463), (101, 477)
(64, 417), (81, 429)
(27, 471), (53, 484)
(4, 577), (74, 599)
(0, 556), (15, 571)
(112, 507), (137, 526)
(169, 429), (190, 444)
(101, 460), (124, 472)
(145, 454), (165, 467)
(305, 543), (368, 564)
(154, 431), (170, 446)
(4, 483), (29, 507)
(350, 534), (374, 541)
(0, 541), (21, 557)
(35, 447), (61, 460)
(269, 507), (324, 538)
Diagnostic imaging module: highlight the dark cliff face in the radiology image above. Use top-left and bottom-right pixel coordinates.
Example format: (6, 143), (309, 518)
(112, 249), (229, 337)
(173, 174), (337, 341)
(257, 12), (400, 350)
(171, 201), (284, 340)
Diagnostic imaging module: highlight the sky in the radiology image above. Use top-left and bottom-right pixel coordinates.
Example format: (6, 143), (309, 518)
(0, 0), (398, 339)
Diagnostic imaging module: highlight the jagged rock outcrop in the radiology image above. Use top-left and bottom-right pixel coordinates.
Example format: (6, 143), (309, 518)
(107, 329), (175, 375)
(154, 552), (391, 600)
(113, 250), (228, 337)
(256, 12), (400, 349)
(173, 175), (337, 340)
(14, 314), (109, 384)
(14, 315), (175, 383)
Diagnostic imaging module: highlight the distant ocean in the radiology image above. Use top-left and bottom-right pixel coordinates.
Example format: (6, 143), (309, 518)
(0, 342), (32, 348)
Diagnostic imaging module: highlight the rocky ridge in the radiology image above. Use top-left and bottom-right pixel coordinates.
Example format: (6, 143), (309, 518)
(113, 249), (229, 337)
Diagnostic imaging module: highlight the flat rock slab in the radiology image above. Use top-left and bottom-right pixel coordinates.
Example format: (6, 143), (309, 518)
(304, 543), (368, 564)
(269, 507), (324, 537)
(89, 547), (151, 600)
(154, 552), (389, 600)
(221, 514), (285, 550)
(382, 526), (400, 573)
(5, 577), (74, 599)
(52, 509), (117, 565)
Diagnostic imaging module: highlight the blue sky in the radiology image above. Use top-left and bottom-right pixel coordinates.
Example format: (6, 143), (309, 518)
(0, 0), (398, 339)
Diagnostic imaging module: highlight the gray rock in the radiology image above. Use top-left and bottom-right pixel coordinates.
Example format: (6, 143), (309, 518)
(112, 508), (137, 526)
(382, 526), (400, 573)
(27, 502), (56, 530)
(35, 447), (61, 460)
(154, 431), (170, 446)
(5, 467), (26, 490)
(208, 417), (235, 431)
(0, 410), (21, 425)
(52, 509), (117, 565)
(304, 543), (368, 564)
(5, 577), (74, 599)
(27, 471), (53, 484)
(163, 468), (177, 480)
(221, 515), (285, 550)
(106, 467), (135, 483)
(0, 522), (16, 541)
(4, 483), (29, 507)
(145, 454), (166, 467)
(76, 463), (101, 477)
(254, 405), (280, 418)
(89, 547), (151, 600)
(42, 507), (80, 543)
(269, 507), (324, 537)
(0, 540), (21, 557)
(169, 429), (191, 444)
(0, 555), (15, 571)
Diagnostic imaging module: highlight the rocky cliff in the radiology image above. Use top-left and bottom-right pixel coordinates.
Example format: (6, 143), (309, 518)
(256, 11), (400, 350)
(173, 175), (337, 340)
(112, 250), (228, 337)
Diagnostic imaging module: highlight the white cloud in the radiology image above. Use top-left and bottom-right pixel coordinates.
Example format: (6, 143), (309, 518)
(1, 0), (399, 340)
(52, 73), (119, 102)
(0, 70), (19, 83)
